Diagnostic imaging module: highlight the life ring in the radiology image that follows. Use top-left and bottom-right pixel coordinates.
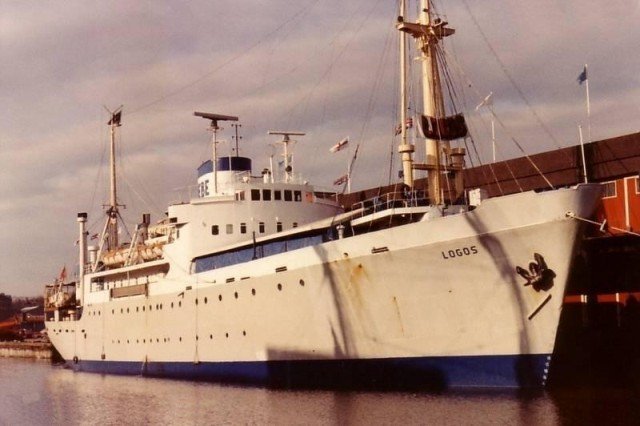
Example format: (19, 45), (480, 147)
(73, 356), (79, 364)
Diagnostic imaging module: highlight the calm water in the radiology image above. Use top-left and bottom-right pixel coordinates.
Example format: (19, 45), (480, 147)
(0, 358), (638, 425)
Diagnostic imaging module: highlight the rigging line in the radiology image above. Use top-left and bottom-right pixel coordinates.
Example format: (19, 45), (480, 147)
(281, 0), (387, 131)
(127, 0), (321, 117)
(348, 10), (396, 192)
(460, 0), (570, 161)
(442, 49), (553, 190)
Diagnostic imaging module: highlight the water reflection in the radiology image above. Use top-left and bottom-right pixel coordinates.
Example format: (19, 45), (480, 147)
(1, 358), (638, 425)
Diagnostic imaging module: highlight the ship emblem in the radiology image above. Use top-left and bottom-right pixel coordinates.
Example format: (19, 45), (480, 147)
(516, 253), (555, 292)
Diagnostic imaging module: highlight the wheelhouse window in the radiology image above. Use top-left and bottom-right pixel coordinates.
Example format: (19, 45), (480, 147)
(294, 190), (302, 202)
(284, 190), (292, 201)
(276, 222), (282, 232)
(236, 190), (245, 201)
(259, 222), (265, 233)
(274, 190), (282, 200)
(240, 223), (247, 234)
(251, 189), (260, 201)
(211, 225), (219, 235)
(602, 181), (617, 199)
(263, 189), (272, 201)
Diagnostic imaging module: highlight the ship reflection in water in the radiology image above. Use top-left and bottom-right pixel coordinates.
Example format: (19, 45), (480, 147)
(1, 358), (638, 425)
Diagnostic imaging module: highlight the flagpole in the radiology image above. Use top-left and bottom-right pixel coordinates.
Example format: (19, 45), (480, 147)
(491, 119), (496, 163)
(584, 64), (591, 142)
(578, 124), (588, 183)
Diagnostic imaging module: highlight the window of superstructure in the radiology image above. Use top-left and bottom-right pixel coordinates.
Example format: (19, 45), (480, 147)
(276, 222), (282, 232)
(602, 181), (617, 199)
(204, 180), (209, 196)
(263, 189), (272, 201)
(274, 190), (282, 201)
(259, 222), (265, 233)
(240, 223), (247, 234)
(294, 190), (302, 202)
(211, 225), (219, 235)
(236, 190), (245, 201)
(251, 189), (260, 201)
(293, 222), (298, 228)
(226, 224), (233, 234)
(284, 190), (292, 201)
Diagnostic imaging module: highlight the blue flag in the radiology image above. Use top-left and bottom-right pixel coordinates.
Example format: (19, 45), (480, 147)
(577, 66), (587, 85)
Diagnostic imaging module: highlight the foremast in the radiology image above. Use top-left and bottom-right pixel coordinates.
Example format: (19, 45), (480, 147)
(397, 0), (464, 204)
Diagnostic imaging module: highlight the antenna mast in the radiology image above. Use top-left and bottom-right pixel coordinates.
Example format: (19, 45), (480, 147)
(194, 112), (239, 195)
(268, 131), (305, 183)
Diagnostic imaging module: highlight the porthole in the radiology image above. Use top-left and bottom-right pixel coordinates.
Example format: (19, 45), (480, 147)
(234, 292), (238, 299)
(196, 335), (199, 341)
(243, 330), (246, 336)
(225, 333), (229, 338)
(111, 309), (114, 314)
(127, 308), (129, 313)
(143, 306), (145, 312)
(277, 283), (282, 291)
(252, 288), (256, 296)
(143, 339), (146, 343)
(179, 301), (182, 307)
(120, 308), (123, 314)
(195, 298), (199, 305)
(179, 337), (182, 342)
(149, 305), (153, 311)
(209, 334), (213, 340)
(204, 297), (208, 304)
(299, 279), (305, 286)
(171, 302), (174, 308)
(218, 295), (222, 301)
(136, 307), (139, 312)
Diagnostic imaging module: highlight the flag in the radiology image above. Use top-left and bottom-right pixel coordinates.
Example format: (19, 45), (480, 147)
(329, 137), (349, 153)
(108, 110), (122, 126)
(59, 266), (67, 282)
(474, 92), (493, 111)
(333, 174), (349, 186)
(577, 65), (587, 85)
(90, 233), (99, 240)
(394, 117), (414, 135)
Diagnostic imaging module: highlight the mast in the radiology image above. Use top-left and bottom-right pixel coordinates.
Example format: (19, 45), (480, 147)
(398, 0), (414, 188)
(106, 108), (122, 250)
(397, 0), (455, 205)
(268, 131), (305, 183)
(194, 112), (239, 195)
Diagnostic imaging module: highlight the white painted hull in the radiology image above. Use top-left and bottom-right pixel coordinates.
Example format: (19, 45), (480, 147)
(47, 185), (601, 388)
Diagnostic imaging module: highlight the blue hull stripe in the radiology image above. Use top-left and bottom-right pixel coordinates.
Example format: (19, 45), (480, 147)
(68, 354), (550, 389)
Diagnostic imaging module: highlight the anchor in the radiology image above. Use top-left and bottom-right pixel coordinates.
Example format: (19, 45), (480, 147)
(516, 253), (556, 292)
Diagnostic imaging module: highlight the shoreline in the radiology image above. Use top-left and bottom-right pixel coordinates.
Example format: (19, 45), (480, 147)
(0, 341), (53, 360)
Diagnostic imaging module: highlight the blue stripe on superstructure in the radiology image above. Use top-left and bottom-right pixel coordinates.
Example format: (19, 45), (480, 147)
(68, 354), (550, 389)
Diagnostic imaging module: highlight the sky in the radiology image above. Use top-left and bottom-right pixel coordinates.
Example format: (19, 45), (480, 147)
(1, 0), (639, 296)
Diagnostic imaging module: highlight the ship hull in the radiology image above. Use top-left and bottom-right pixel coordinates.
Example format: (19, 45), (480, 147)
(68, 353), (549, 389)
(47, 185), (602, 389)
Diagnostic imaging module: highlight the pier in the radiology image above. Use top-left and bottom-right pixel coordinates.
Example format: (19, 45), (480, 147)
(0, 341), (53, 360)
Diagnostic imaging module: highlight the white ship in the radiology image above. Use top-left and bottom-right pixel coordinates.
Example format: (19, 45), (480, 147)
(45, 1), (602, 389)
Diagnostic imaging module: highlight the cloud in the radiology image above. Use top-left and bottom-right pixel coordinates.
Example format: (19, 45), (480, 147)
(1, 0), (639, 295)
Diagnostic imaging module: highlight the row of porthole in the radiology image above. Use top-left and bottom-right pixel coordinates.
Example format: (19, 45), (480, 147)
(109, 331), (247, 345)
(94, 278), (308, 317)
